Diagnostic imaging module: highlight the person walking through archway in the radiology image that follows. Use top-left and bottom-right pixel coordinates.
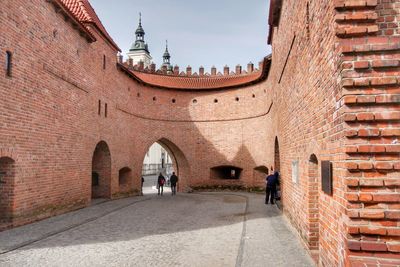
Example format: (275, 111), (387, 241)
(157, 173), (166, 196)
(265, 170), (279, 204)
(170, 172), (178, 196)
(141, 176), (144, 196)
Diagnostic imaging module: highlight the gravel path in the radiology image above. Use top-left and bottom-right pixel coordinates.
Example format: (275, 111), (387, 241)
(0, 192), (314, 267)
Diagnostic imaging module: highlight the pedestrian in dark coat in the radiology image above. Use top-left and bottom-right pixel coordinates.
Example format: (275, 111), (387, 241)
(157, 173), (166, 196)
(265, 171), (279, 204)
(170, 172), (178, 196)
(141, 176), (144, 195)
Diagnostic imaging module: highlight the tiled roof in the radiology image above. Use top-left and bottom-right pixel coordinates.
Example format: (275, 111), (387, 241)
(118, 56), (271, 90)
(59, 0), (121, 51)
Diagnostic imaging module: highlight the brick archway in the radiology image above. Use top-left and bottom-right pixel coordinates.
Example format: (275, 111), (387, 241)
(91, 141), (112, 199)
(0, 157), (15, 225)
(142, 138), (191, 192)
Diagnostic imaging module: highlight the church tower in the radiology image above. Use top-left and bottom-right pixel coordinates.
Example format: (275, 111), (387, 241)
(127, 13), (152, 68)
(161, 40), (173, 73)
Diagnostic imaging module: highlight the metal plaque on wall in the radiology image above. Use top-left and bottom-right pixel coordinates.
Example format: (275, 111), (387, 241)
(321, 160), (332, 195)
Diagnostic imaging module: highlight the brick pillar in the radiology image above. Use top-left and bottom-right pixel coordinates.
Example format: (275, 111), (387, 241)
(247, 62), (254, 73)
(211, 66), (217, 76)
(223, 65), (229, 75)
(236, 64), (242, 75)
(199, 66), (204, 76)
(174, 65), (179, 75)
(186, 66), (192, 76)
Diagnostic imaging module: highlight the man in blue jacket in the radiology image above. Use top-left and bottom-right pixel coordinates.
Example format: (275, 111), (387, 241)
(265, 171), (279, 204)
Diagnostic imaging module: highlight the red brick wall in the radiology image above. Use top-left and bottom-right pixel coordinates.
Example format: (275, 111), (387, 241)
(266, 0), (400, 265)
(335, 0), (400, 265)
(266, 0), (345, 265)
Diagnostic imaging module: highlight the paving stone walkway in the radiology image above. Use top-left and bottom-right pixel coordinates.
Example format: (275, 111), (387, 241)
(0, 192), (314, 267)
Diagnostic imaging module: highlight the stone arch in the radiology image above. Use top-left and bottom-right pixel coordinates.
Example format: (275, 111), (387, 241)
(0, 157), (15, 224)
(142, 138), (191, 192)
(91, 141), (112, 199)
(308, 153), (320, 255)
(118, 167), (133, 194)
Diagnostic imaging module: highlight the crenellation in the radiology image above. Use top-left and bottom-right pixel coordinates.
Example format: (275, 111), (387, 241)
(123, 60), (261, 78)
(199, 66), (205, 76)
(247, 62), (254, 73)
(224, 65), (229, 75)
(186, 66), (192, 76)
(211, 66), (217, 76)
(236, 64), (242, 75)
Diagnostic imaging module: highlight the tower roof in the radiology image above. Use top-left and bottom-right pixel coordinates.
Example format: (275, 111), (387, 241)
(163, 40), (171, 59)
(129, 13), (150, 53)
(135, 13), (145, 35)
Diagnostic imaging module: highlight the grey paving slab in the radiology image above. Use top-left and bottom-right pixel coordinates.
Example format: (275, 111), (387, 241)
(0, 192), (314, 267)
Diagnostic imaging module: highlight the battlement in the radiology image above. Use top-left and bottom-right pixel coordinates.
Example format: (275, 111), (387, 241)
(117, 54), (263, 78)
(117, 55), (271, 90)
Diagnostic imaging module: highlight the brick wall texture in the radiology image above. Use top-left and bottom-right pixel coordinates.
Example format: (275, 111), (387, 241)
(0, 0), (399, 266)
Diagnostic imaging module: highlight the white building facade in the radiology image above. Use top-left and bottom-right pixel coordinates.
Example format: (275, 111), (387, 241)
(142, 143), (173, 176)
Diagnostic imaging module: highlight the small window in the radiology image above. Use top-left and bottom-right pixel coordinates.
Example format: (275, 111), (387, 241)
(214, 99), (218, 103)
(210, 166), (243, 180)
(137, 92), (140, 97)
(172, 99), (176, 103)
(252, 94), (256, 98)
(153, 97), (156, 101)
(6, 51), (12, 77)
(105, 103), (108, 118)
(103, 55), (106, 70)
(98, 100), (101, 115)
(235, 97), (240, 101)
(192, 99), (197, 104)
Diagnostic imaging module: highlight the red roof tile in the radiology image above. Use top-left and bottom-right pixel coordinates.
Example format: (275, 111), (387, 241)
(118, 56), (271, 90)
(59, 0), (121, 51)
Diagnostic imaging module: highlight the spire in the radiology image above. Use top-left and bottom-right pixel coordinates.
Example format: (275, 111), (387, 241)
(130, 13), (149, 53)
(162, 40), (172, 73)
(163, 40), (171, 62)
(135, 12), (145, 39)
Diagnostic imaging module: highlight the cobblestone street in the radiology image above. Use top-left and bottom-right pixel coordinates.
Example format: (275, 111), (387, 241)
(0, 191), (314, 267)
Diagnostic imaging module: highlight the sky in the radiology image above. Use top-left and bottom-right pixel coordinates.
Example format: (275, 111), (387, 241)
(90, 0), (271, 72)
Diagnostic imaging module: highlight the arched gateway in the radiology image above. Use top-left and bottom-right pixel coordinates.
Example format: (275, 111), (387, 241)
(142, 138), (191, 192)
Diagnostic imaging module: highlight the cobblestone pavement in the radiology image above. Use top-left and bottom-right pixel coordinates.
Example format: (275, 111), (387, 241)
(0, 192), (314, 267)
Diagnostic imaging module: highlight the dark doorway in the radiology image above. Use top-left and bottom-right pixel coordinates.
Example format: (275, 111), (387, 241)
(91, 141), (111, 199)
(0, 157), (15, 223)
(119, 167), (133, 194)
